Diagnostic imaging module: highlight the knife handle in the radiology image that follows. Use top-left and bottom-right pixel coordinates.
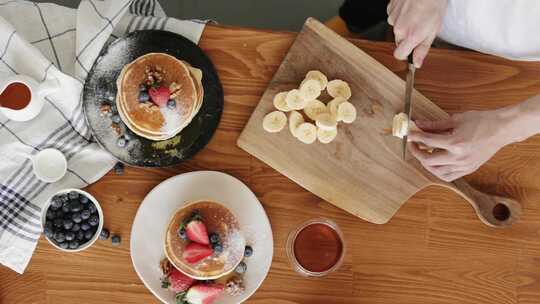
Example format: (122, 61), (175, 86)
(407, 53), (414, 65)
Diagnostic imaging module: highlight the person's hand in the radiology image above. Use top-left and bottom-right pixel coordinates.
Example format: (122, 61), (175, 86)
(407, 110), (509, 182)
(387, 0), (448, 68)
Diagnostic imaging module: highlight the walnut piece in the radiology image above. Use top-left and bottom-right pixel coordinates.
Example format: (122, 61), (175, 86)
(110, 123), (122, 136)
(100, 104), (112, 116)
(225, 276), (245, 296)
(160, 258), (173, 276)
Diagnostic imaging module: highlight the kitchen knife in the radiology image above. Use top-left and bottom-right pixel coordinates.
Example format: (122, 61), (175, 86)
(402, 53), (415, 160)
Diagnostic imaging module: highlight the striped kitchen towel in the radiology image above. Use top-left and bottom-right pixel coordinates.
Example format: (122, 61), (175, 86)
(0, 0), (206, 273)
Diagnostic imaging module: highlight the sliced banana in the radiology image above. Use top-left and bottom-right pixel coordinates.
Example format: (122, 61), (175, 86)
(327, 79), (352, 100)
(296, 122), (317, 144)
(299, 79), (322, 101)
(317, 127), (338, 144)
(304, 99), (327, 121)
(262, 111), (287, 133)
(327, 97), (346, 121)
(392, 112), (409, 138)
(315, 112), (338, 131)
(337, 102), (357, 124)
(286, 89), (308, 110)
(305, 70), (328, 90)
(288, 110), (304, 137)
(273, 91), (291, 112)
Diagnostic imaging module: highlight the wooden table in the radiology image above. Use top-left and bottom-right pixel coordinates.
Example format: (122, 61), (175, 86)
(2, 24), (540, 304)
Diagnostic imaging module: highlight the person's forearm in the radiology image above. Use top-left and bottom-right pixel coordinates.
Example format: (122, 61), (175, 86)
(496, 95), (540, 146)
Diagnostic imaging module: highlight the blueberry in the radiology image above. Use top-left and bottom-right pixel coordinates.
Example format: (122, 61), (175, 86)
(234, 261), (247, 274)
(54, 232), (65, 243)
(123, 133), (132, 141)
(72, 223), (81, 232)
(70, 202), (82, 213)
(79, 196), (89, 204)
(44, 226), (53, 238)
(76, 231), (84, 241)
(111, 235), (121, 246)
(53, 218), (63, 228)
(63, 219), (73, 230)
(244, 245), (253, 257)
(55, 210), (64, 219)
(65, 232), (75, 241)
(178, 228), (187, 240)
(59, 194), (69, 203)
(138, 91), (150, 103)
(139, 84), (147, 92)
(59, 242), (69, 249)
(88, 204), (97, 214)
(81, 209), (91, 220)
(81, 223), (91, 231)
(69, 241), (79, 249)
(114, 162), (124, 175)
(117, 137), (127, 148)
(99, 228), (110, 240)
(84, 230), (94, 240)
(62, 203), (70, 213)
(51, 197), (63, 209)
(166, 99), (176, 109)
(68, 191), (79, 200)
(89, 215), (99, 226)
(111, 115), (121, 124)
(213, 243), (223, 254)
(46, 209), (55, 220)
(209, 233), (220, 244)
(72, 212), (82, 223)
(44, 221), (53, 230)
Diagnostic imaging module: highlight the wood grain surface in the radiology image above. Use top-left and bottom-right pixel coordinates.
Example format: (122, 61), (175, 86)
(237, 18), (520, 228)
(2, 24), (540, 304)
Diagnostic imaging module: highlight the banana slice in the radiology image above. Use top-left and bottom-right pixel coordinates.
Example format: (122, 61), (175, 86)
(273, 91), (291, 112)
(327, 97), (346, 121)
(289, 110), (304, 137)
(304, 99), (327, 121)
(304, 70), (328, 90)
(286, 89), (308, 110)
(262, 111), (287, 133)
(296, 122), (317, 144)
(317, 127), (338, 144)
(315, 113), (337, 131)
(337, 102), (357, 124)
(299, 79), (322, 101)
(327, 79), (352, 100)
(392, 112), (409, 138)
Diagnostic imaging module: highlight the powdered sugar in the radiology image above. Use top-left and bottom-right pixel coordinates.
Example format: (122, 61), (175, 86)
(159, 106), (183, 134)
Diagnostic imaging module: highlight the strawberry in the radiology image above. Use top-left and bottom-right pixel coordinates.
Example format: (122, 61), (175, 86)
(148, 86), (170, 107)
(185, 220), (209, 245)
(168, 268), (195, 293)
(183, 243), (213, 264)
(185, 283), (224, 304)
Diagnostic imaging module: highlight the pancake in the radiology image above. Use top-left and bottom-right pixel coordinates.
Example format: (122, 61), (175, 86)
(116, 53), (202, 140)
(164, 201), (246, 280)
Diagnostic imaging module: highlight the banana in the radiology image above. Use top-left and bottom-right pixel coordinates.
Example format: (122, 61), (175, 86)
(262, 111), (287, 133)
(327, 97), (346, 121)
(337, 102), (357, 123)
(288, 110), (304, 137)
(273, 91), (291, 112)
(296, 122), (317, 144)
(392, 112), (409, 138)
(315, 113), (338, 131)
(327, 79), (352, 100)
(304, 99), (327, 121)
(286, 89), (308, 110)
(317, 127), (338, 144)
(299, 79), (322, 101)
(304, 70), (328, 91)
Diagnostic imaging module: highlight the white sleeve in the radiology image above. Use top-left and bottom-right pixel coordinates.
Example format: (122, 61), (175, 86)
(438, 0), (540, 61)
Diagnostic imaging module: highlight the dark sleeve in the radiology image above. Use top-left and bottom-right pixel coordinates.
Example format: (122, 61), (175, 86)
(339, 0), (390, 33)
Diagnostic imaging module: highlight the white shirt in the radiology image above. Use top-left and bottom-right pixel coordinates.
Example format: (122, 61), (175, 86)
(439, 0), (540, 61)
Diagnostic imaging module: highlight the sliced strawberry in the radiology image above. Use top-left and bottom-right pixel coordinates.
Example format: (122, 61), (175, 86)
(183, 243), (213, 264)
(168, 268), (195, 292)
(185, 220), (209, 245)
(185, 283), (224, 304)
(148, 86), (170, 107)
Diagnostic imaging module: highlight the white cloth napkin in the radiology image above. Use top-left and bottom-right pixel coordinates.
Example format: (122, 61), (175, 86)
(0, 0), (205, 274)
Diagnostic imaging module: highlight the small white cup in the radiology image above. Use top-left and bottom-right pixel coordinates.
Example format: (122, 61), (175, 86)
(29, 148), (67, 183)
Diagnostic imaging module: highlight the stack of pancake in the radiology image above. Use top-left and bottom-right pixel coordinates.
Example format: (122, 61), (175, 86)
(164, 201), (246, 280)
(116, 53), (204, 141)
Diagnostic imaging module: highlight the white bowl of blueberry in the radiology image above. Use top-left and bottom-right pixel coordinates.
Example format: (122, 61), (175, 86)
(42, 189), (104, 252)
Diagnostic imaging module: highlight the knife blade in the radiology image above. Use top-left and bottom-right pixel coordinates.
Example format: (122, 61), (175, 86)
(402, 53), (415, 160)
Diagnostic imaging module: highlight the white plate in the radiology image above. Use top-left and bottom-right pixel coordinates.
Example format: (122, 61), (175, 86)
(130, 171), (273, 304)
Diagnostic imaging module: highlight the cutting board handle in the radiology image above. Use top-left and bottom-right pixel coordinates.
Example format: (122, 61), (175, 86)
(445, 179), (522, 227)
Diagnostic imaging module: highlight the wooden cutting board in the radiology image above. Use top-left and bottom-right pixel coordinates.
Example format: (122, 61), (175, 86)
(237, 18), (522, 227)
